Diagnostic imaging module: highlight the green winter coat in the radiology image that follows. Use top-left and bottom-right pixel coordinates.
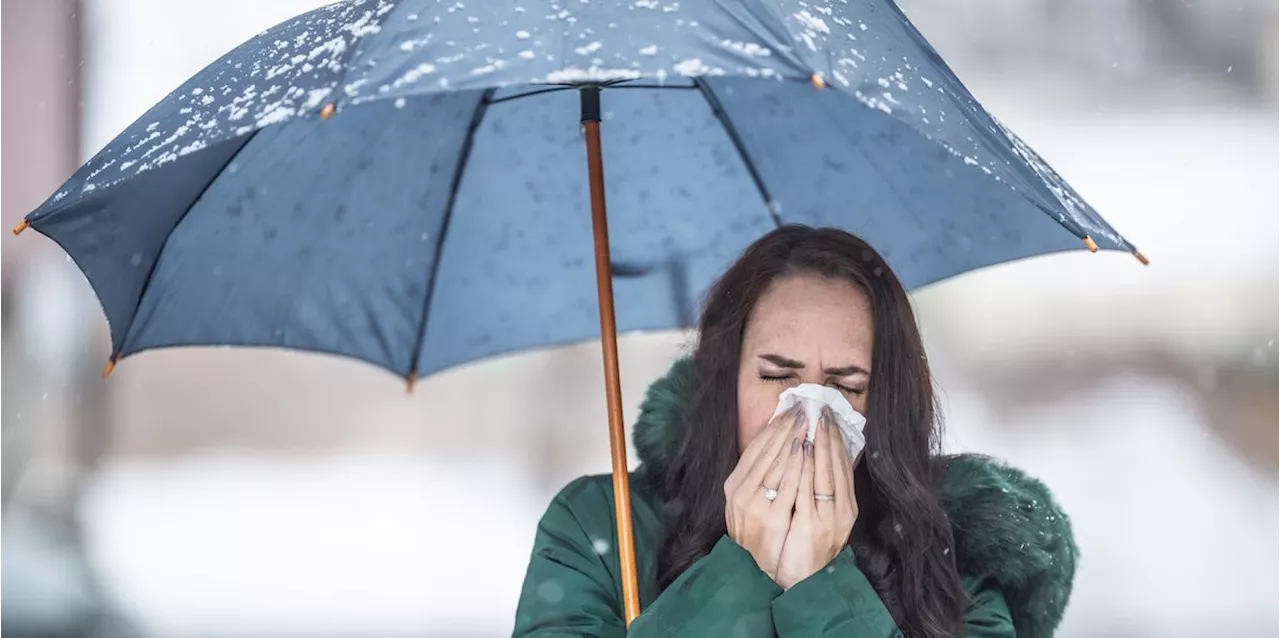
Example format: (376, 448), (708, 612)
(514, 358), (1077, 637)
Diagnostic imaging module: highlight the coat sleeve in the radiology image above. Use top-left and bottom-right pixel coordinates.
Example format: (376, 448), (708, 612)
(513, 477), (783, 637)
(770, 547), (1016, 637)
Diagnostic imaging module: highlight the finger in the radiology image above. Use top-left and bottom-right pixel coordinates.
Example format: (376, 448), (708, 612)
(757, 412), (807, 503)
(748, 406), (804, 489)
(795, 440), (815, 517)
(771, 432), (807, 512)
(813, 410), (835, 507)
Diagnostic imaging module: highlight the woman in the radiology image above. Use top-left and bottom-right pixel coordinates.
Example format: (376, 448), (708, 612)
(513, 226), (1077, 637)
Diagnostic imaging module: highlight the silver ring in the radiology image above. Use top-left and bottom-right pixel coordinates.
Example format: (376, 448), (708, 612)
(762, 486), (779, 501)
(814, 493), (835, 502)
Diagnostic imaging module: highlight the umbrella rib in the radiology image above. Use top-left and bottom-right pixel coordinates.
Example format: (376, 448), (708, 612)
(407, 89), (496, 382)
(603, 84), (699, 90)
(485, 83), (699, 107)
(485, 86), (575, 105)
(691, 78), (782, 228)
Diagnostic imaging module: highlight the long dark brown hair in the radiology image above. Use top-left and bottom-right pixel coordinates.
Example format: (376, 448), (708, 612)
(655, 225), (966, 637)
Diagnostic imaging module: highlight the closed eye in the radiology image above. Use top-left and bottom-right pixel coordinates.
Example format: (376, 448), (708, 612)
(829, 382), (865, 396)
(763, 373), (863, 396)
(759, 373), (794, 385)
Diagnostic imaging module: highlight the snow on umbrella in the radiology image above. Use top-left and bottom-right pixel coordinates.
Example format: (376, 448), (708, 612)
(13, 0), (1144, 622)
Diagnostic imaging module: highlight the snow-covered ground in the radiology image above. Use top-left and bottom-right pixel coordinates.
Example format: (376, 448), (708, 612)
(79, 453), (545, 637)
(944, 375), (1278, 637)
(71, 373), (1277, 637)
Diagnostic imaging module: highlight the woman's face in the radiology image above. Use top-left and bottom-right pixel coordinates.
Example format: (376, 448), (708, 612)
(737, 273), (874, 453)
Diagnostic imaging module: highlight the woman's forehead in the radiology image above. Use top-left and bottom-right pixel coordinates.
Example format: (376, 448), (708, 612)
(744, 275), (873, 357)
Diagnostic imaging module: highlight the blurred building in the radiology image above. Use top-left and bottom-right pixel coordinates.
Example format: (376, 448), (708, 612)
(2, 2), (131, 636)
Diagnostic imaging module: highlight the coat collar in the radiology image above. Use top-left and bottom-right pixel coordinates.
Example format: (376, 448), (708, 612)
(631, 357), (1078, 638)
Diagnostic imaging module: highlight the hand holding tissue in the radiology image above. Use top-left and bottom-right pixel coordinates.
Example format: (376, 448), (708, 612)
(770, 384), (866, 462)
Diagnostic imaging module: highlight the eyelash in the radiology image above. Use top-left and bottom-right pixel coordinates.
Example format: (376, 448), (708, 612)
(759, 373), (864, 396)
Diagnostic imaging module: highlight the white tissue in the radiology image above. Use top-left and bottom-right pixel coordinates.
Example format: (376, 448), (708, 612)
(770, 384), (867, 461)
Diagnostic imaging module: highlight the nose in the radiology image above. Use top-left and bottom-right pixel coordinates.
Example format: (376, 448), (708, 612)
(799, 371), (825, 386)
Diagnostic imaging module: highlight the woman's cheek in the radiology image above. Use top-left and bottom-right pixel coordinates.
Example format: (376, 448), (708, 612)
(737, 389), (780, 451)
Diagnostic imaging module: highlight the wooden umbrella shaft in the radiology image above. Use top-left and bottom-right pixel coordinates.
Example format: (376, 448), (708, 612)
(580, 86), (642, 625)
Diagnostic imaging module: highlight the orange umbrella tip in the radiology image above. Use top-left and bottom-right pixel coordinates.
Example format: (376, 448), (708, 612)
(1134, 250), (1150, 266)
(102, 356), (118, 378)
(319, 103), (337, 120)
(12, 219), (30, 236)
(405, 370), (417, 395)
(1082, 236), (1099, 253)
(810, 73), (826, 90)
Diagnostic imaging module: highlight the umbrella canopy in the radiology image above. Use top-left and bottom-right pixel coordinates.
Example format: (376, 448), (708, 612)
(17, 0), (1139, 382)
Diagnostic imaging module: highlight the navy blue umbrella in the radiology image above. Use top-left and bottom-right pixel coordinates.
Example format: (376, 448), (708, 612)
(15, 0), (1142, 619)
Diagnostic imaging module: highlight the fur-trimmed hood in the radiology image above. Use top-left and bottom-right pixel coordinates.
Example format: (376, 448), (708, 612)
(632, 357), (1078, 638)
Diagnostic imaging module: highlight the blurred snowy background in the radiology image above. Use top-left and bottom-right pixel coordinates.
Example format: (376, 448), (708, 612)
(2, 0), (1276, 636)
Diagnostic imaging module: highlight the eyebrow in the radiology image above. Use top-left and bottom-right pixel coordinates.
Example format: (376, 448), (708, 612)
(758, 354), (869, 377)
